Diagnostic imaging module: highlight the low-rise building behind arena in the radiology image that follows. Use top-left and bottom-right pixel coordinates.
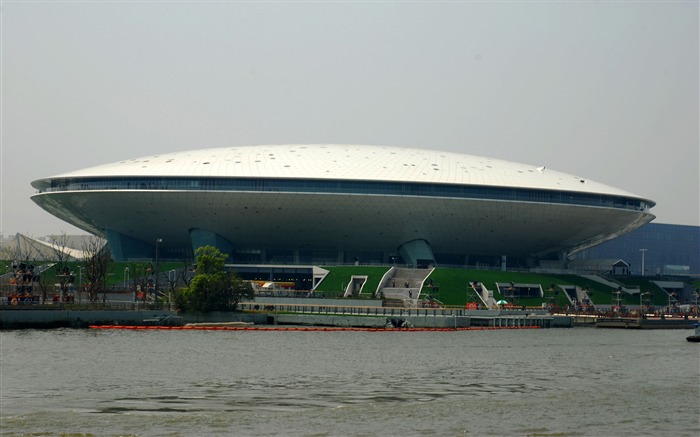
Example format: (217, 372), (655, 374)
(576, 223), (700, 276)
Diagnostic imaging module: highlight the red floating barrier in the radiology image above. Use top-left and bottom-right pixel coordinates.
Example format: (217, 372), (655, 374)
(88, 324), (542, 332)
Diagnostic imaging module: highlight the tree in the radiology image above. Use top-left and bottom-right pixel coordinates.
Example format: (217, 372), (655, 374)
(164, 265), (184, 301)
(130, 262), (155, 303)
(81, 235), (112, 302)
(175, 246), (254, 312)
(49, 232), (73, 302)
(178, 257), (195, 288)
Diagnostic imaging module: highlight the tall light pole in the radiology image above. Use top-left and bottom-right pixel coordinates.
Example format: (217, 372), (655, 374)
(124, 267), (131, 301)
(78, 266), (83, 303)
(169, 269), (175, 308)
(639, 248), (647, 276)
(155, 238), (162, 304)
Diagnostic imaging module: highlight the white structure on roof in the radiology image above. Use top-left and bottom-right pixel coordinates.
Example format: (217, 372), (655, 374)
(0, 233), (94, 261)
(30, 144), (655, 266)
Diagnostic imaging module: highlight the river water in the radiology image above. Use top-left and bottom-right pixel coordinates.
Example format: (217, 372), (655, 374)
(0, 327), (698, 436)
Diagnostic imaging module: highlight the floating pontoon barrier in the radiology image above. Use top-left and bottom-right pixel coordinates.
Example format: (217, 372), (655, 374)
(89, 325), (541, 332)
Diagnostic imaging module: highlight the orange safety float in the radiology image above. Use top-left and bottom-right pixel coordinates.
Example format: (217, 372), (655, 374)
(87, 324), (542, 332)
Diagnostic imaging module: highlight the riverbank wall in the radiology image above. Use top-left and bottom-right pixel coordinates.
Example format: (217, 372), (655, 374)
(0, 309), (177, 329)
(0, 308), (565, 329)
(595, 317), (697, 329)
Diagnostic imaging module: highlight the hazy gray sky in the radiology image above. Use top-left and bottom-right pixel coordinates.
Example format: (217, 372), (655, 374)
(1, 1), (698, 237)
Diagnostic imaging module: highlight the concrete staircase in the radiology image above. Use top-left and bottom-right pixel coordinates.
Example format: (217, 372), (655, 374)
(380, 267), (433, 307)
(470, 281), (495, 308)
(581, 274), (640, 295)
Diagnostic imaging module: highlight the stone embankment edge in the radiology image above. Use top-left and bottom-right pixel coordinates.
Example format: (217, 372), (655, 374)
(0, 309), (570, 329)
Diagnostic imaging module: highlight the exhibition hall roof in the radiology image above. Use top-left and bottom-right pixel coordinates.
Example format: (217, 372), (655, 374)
(32, 144), (651, 201)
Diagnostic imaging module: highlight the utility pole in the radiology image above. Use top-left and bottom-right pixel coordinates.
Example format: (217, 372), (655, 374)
(155, 238), (162, 303)
(639, 248), (647, 276)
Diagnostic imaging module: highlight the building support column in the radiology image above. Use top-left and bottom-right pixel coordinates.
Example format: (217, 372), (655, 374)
(398, 239), (436, 268)
(104, 229), (154, 261)
(189, 228), (235, 258)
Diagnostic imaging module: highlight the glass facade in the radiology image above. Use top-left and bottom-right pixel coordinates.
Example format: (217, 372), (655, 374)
(39, 176), (652, 212)
(577, 223), (700, 275)
(231, 265), (315, 291)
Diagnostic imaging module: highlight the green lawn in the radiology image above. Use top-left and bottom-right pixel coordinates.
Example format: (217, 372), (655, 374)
(424, 269), (574, 307)
(313, 266), (689, 309)
(315, 266), (391, 298)
(4, 258), (695, 308)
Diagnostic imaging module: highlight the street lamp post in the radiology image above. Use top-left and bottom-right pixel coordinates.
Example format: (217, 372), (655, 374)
(78, 266), (83, 303)
(155, 238), (162, 305)
(169, 269), (175, 308)
(124, 267), (131, 301)
(639, 248), (647, 276)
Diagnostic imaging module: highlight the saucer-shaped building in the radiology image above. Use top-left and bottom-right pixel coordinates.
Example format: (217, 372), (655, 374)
(31, 144), (655, 267)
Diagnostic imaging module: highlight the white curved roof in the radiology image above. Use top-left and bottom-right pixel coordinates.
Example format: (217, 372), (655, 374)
(34, 144), (648, 198)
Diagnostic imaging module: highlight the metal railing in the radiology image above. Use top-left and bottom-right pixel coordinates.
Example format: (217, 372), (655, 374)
(239, 302), (467, 317)
(0, 301), (171, 311)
